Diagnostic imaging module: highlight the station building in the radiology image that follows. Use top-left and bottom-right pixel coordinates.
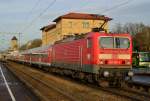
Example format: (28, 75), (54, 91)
(41, 12), (112, 45)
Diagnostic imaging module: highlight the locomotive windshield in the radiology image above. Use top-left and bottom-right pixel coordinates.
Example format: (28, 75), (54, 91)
(100, 37), (130, 49)
(100, 37), (114, 48)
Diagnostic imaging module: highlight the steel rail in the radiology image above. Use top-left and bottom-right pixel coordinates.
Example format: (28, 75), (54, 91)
(6, 64), (79, 101)
(6, 62), (150, 101)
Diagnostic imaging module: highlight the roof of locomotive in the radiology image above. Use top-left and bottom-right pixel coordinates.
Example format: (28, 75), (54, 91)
(54, 32), (131, 44)
(20, 32), (131, 55)
(86, 32), (131, 37)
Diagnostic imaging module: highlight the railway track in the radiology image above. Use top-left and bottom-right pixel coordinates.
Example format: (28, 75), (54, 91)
(119, 88), (150, 100)
(126, 80), (150, 92)
(6, 61), (150, 101)
(45, 71), (150, 101)
(75, 79), (150, 101)
(98, 87), (150, 101)
(50, 73), (150, 101)
(6, 63), (78, 101)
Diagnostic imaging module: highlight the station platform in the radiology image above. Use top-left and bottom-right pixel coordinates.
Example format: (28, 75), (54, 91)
(0, 63), (39, 101)
(132, 75), (150, 84)
(133, 68), (150, 75)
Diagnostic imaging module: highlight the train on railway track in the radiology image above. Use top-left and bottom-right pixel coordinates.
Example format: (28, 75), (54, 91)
(132, 52), (150, 68)
(8, 32), (133, 87)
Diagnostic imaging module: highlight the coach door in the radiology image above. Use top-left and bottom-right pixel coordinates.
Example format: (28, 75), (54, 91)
(48, 48), (52, 65)
(79, 45), (83, 69)
(51, 47), (55, 65)
(87, 38), (92, 64)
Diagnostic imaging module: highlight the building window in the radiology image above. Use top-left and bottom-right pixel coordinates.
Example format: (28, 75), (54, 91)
(83, 21), (89, 28)
(68, 21), (73, 28)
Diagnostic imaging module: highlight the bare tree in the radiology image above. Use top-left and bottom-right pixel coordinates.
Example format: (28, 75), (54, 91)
(20, 39), (42, 50)
(112, 23), (150, 51)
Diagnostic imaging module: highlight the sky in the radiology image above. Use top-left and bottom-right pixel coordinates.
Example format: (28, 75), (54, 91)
(0, 0), (150, 51)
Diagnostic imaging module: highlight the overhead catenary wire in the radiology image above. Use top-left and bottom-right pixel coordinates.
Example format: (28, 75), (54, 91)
(21, 0), (133, 42)
(23, 0), (41, 23)
(21, 0), (133, 33)
(1, 0), (133, 51)
(21, 0), (56, 32)
(28, 0), (41, 17)
(16, 0), (41, 33)
(99, 0), (134, 31)
(100, 0), (133, 14)
(41, 0), (135, 42)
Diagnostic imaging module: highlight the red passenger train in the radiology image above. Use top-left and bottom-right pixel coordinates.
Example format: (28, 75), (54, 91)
(11, 32), (133, 87)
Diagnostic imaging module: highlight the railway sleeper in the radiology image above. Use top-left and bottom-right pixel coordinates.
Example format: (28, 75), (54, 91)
(126, 82), (150, 93)
(142, 87), (150, 93)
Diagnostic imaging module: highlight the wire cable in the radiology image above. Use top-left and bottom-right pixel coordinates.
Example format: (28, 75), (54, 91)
(28, 0), (41, 17)
(16, 0), (41, 33)
(100, 0), (133, 14)
(21, 0), (56, 32)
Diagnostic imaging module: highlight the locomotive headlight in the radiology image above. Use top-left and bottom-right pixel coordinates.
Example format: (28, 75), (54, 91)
(100, 61), (103, 64)
(103, 71), (109, 77)
(126, 61), (130, 65)
(128, 71), (133, 77)
(99, 60), (104, 64)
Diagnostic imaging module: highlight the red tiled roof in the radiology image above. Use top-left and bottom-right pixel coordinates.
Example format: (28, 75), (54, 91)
(53, 12), (112, 22)
(40, 24), (56, 32)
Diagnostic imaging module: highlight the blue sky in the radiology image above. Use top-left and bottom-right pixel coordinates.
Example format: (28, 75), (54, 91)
(0, 0), (150, 50)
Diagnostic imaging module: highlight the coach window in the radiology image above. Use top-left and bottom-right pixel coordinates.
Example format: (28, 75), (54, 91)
(87, 38), (92, 48)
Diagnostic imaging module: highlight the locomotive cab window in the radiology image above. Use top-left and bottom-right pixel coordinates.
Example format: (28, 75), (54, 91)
(100, 37), (114, 48)
(99, 37), (130, 49)
(87, 38), (92, 48)
(115, 38), (130, 48)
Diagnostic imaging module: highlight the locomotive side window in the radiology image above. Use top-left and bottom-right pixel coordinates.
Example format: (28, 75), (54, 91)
(100, 37), (113, 48)
(87, 38), (92, 48)
(115, 38), (130, 48)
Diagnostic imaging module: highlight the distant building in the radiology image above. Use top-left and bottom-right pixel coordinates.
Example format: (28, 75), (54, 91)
(10, 36), (18, 51)
(41, 12), (112, 45)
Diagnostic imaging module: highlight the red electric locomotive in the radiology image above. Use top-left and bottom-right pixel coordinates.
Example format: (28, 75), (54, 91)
(13, 32), (133, 87)
(51, 32), (133, 86)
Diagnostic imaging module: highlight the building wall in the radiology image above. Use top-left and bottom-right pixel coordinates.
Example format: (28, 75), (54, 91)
(42, 27), (63, 45)
(42, 18), (109, 46)
(61, 19), (109, 35)
(46, 27), (61, 45)
(11, 40), (18, 51)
